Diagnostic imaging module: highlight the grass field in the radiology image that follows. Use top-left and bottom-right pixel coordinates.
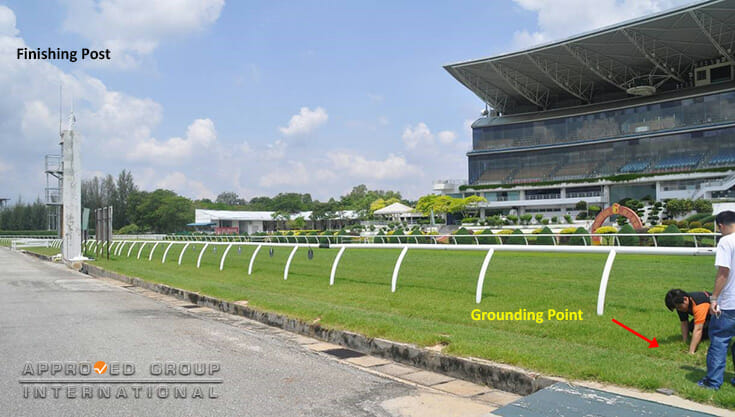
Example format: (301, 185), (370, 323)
(22, 246), (61, 256)
(88, 242), (732, 408)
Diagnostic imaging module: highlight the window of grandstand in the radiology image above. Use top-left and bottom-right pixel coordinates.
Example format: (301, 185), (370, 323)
(468, 126), (735, 185)
(472, 90), (735, 152)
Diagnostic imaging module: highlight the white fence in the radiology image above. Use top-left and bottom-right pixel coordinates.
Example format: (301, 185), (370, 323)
(7, 238), (62, 250)
(82, 234), (716, 317)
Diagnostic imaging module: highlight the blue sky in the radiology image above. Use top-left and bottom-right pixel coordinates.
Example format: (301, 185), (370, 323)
(0, 0), (692, 203)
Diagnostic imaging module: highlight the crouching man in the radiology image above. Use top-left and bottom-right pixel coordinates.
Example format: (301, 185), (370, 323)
(665, 289), (711, 354)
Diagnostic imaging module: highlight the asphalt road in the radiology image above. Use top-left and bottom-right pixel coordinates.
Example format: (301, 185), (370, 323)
(0, 249), (494, 417)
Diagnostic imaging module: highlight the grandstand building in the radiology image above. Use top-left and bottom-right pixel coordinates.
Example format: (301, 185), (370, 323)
(438, 0), (735, 218)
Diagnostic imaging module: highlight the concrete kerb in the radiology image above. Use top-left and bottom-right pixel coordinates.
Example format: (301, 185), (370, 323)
(80, 262), (559, 396)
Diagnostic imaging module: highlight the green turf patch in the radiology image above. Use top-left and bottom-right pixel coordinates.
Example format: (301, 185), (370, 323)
(23, 246), (61, 256)
(90, 245), (733, 408)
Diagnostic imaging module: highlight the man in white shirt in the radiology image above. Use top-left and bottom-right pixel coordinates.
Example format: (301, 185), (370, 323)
(699, 210), (735, 389)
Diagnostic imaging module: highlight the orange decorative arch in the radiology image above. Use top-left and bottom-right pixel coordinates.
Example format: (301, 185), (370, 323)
(590, 203), (643, 244)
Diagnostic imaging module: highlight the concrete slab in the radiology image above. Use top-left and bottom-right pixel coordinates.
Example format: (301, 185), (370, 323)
(381, 392), (496, 417)
(402, 371), (455, 386)
(307, 342), (343, 352)
(292, 335), (319, 345)
(345, 355), (392, 367)
(432, 379), (492, 397)
(373, 363), (419, 377)
(474, 390), (522, 407)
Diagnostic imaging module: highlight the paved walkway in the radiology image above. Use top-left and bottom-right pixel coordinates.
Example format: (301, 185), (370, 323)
(0, 248), (510, 417)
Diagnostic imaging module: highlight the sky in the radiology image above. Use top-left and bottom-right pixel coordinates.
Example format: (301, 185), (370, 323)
(0, 0), (694, 204)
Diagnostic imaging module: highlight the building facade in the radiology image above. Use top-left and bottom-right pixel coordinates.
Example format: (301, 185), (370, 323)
(439, 0), (735, 217)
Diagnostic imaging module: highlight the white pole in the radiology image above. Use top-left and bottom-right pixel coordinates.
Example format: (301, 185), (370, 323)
(197, 243), (210, 269)
(284, 246), (299, 280)
(475, 249), (495, 304)
(597, 249), (617, 316)
(330, 247), (347, 286)
(248, 245), (262, 275)
(161, 242), (175, 264)
(391, 246), (409, 293)
(136, 242), (147, 259)
(148, 242), (160, 261)
(127, 241), (137, 257)
(178, 242), (191, 265)
(220, 244), (233, 271)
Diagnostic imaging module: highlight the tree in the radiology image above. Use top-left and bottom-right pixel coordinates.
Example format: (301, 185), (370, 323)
(665, 199), (692, 218)
(129, 189), (193, 233)
(215, 192), (242, 206)
(287, 216), (306, 230)
(447, 195), (487, 219)
(416, 195), (452, 217)
(115, 170), (137, 229)
(693, 199), (712, 214)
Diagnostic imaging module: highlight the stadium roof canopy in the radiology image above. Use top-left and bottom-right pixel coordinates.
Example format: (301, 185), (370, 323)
(445, 0), (735, 115)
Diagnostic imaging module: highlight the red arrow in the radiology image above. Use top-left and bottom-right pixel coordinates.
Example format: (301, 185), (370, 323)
(612, 318), (658, 348)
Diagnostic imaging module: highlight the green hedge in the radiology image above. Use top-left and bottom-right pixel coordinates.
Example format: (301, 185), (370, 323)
(658, 224), (684, 247)
(477, 229), (500, 245)
(569, 227), (590, 246)
(454, 227), (474, 244)
(506, 229), (526, 245)
(618, 224), (639, 246)
(535, 226), (555, 246)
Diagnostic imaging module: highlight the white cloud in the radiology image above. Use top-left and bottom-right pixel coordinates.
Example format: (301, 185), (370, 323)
(402, 122), (459, 149)
(278, 106), (328, 136)
(259, 161), (336, 187)
(156, 171), (215, 200)
(60, 0), (224, 68)
(437, 130), (457, 144)
(327, 152), (422, 180)
(264, 139), (287, 160)
(0, 6), (18, 36)
(512, 0), (691, 49)
(127, 118), (217, 163)
(21, 100), (58, 140)
(402, 122), (433, 149)
(239, 141), (252, 154)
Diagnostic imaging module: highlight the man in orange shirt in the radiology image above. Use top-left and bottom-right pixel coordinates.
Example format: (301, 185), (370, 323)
(665, 289), (711, 354)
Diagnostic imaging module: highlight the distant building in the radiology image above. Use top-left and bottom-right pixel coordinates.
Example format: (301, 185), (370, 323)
(439, 1), (735, 218)
(0, 198), (9, 208)
(192, 209), (361, 234)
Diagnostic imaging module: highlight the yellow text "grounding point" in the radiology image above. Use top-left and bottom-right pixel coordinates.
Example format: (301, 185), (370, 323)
(471, 309), (583, 324)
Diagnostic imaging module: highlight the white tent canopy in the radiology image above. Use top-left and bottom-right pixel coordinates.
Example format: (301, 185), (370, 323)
(374, 202), (415, 215)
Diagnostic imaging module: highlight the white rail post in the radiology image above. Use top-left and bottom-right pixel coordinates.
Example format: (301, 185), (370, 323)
(391, 246), (409, 293)
(197, 243), (210, 269)
(330, 246), (347, 286)
(161, 242), (175, 263)
(115, 241), (126, 256)
(248, 245), (262, 275)
(148, 242), (161, 261)
(219, 243), (234, 271)
(178, 242), (191, 265)
(127, 241), (137, 257)
(109, 241), (118, 254)
(136, 242), (147, 259)
(284, 246), (299, 280)
(475, 249), (495, 304)
(596, 249), (617, 316)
